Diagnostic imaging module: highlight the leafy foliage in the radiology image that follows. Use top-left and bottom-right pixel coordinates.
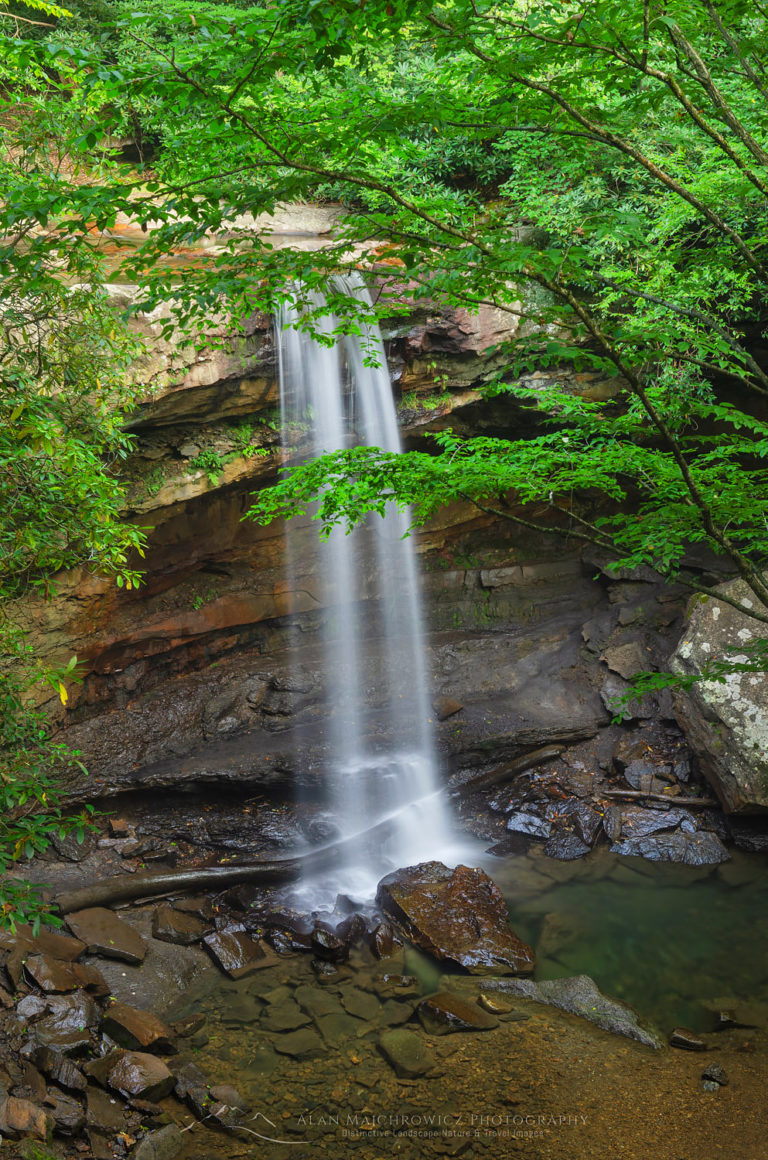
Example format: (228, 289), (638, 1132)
(0, 60), (148, 926)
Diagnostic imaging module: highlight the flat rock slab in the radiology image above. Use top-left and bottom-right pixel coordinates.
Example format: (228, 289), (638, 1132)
(417, 992), (499, 1035)
(339, 987), (381, 1021)
(272, 1028), (325, 1059)
(379, 1029), (436, 1078)
(260, 1000), (311, 1033)
(377, 861), (534, 976)
(65, 908), (148, 965)
(102, 1003), (177, 1054)
(0, 925), (86, 962)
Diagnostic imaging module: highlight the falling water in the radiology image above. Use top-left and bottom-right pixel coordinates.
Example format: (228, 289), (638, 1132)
(277, 274), (454, 900)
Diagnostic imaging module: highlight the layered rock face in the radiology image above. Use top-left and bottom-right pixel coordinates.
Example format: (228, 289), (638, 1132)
(10, 208), (703, 809)
(672, 580), (768, 813)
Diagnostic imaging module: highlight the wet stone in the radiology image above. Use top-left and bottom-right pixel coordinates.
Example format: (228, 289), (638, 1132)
(601, 805), (622, 843)
(272, 1028), (325, 1059)
(51, 830), (94, 863)
(612, 830), (729, 865)
(170, 1013), (206, 1040)
(87, 1086), (126, 1136)
(379, 1029), (436, 1078)
(65, 908), (147, 965)
(102, 1003), (178, 1054)
(371, 921), (399, 959)
(543, 831), (591, 861)
(172, 896), (215, 922)
(30, 991), (100, 1055)
(70, 962), (111, 998)
(377, 861), (535, 976)
(563, 801), (602, 846)
(83, 1049), (126, 1088)
(505, 812), (552, 839)
(10, 926), (86, 962)
(669, 1027), (707, 1051)
(340, 987), (381, 1021)
(203, 929), (269, 978)
(23, 953), (81, 994)
(315, 1012), (361, 1043)
(311, 923), (348, 962)
(152, 904), (206, 946)
(294, 984), (344, 1020)
(335, 913), (368, 946)
(261, 999), (311, 1033)
(133, 1123), (185, 1160)
(0, 1095), (53, 1141)
(46, 1089), (85, 1136)
(619, 806), (690, 839)
(701, 1063), (729, 1087)
(417, 992), (499, 1035)
(174, 1062), (211, 1118)
(106, 1052), (175, 1101)
(28, 1046), (86, 1093)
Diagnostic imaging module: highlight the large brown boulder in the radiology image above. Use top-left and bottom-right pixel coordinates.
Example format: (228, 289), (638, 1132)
(376, 861), (534, 976)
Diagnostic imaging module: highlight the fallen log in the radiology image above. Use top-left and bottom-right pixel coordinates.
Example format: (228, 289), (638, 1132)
(453, 745), (564, 796)
(598, 789), (718, 808)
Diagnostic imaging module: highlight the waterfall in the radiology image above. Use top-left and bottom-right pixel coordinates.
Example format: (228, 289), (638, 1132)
(276, 274), (453, 901)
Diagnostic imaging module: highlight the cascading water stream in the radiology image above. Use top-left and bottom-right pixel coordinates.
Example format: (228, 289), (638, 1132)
(276, 275), (455, 902)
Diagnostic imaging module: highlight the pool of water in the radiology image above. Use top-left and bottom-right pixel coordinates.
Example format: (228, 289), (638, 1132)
(483, 844), (768, 1032)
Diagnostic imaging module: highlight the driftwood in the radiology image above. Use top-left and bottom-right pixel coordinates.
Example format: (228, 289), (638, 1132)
(451, 744), (564, 796)
(599, 789), (718, 808)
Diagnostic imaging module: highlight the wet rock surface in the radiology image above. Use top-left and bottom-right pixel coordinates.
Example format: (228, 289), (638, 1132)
(417, 992), (499, 1035)
(377, 861), (535, 975)
(64, 908), (148, 964)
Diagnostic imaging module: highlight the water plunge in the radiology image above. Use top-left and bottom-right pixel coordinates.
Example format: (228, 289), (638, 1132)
(276, 275), (454, 901)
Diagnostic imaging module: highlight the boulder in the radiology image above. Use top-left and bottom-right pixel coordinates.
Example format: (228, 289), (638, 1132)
(376, 861), (534, 975)
(671, 580), (768, 811)
(611, 830), (730, 865)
